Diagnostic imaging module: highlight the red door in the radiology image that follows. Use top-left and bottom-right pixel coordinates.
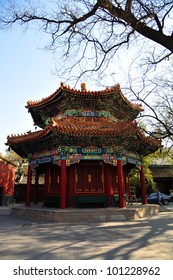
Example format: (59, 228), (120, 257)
(75, 161), (104, 193)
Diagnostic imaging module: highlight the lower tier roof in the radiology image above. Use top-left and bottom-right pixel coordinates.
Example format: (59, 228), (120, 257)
(6, 118), (162, 158)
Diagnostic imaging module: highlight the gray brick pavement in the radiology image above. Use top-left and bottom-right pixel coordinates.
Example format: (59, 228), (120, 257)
(0, 208), (173, 260)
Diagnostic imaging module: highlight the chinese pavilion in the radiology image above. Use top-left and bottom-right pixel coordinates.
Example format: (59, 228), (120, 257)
(6, 83), (162, 208)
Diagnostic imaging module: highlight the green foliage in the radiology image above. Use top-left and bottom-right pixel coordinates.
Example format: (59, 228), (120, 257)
(147, 148), (173, 164)
(5, 149), (28, 175)
(129, 148), (173, 194)
(143, 156), (155, 192)
(129, 156), (155, 194)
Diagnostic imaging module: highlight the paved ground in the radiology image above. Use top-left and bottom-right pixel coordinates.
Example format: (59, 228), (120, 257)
(0, 204), (173, 260)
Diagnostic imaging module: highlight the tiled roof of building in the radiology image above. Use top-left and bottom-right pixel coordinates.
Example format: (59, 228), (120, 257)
(150, 165), (173, 178)
(7, 127), (51, 145)
(26, 82), (142, 110)
(6, 82), (161, 158)
(7, 117), (161, 148)
(25, 83), (143, 129)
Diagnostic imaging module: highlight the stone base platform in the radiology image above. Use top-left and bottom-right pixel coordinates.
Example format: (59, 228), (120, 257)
(0, 206), (12, 216)
(11, 204), (159, 222)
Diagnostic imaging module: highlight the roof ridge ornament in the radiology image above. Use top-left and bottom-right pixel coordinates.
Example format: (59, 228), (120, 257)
(81, 82), (86, 91)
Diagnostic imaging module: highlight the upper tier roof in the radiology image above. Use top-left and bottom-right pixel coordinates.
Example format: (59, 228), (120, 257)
(26, 83), (142, 128)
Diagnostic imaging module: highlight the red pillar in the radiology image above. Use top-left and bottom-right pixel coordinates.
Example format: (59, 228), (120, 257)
(141, 165), (147, 205)
(124, 167), (129, 195)
(60, 159), (66, 209)
(117, 159), (125, 208)
(105, 165), (113, 207)
(67, 165), (74, 207)
(33, 172), (39, 204)
(26, 165), (32, 207)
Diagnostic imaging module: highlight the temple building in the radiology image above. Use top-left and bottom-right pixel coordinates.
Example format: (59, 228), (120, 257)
(6, 83), (162, 208)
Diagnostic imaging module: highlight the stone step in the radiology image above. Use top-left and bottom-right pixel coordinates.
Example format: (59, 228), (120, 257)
(0, 207), (12, 216)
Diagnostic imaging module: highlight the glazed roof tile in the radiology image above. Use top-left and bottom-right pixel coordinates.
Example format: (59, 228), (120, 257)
(7, 117), (161, 149)
(51, 116), (161, 147)
(150, 165), (173, 178)
(7, 127), (51, 145)
(26, 82), (142, 111)
(51, 116), (136, 136)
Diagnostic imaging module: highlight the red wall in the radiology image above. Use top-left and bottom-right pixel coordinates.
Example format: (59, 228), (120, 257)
(0, 161), (15, 196)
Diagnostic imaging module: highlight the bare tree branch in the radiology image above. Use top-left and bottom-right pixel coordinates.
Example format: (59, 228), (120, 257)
(0, 0), (173, 148)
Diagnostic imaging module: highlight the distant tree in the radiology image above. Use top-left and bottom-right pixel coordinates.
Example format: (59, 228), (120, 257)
(130, 147), (173, 196)
(128, 59), (173, 147)
(5, 150), (28, 182)
(129, 155), (155, 195)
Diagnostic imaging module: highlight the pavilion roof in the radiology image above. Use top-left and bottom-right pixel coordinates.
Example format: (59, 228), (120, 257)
(26, 83), (142, 128)
(50, 116), (146, 139)
(7, 127), (51, 145)
(6, 117), (162, 158)
(150, 165), (173, 178)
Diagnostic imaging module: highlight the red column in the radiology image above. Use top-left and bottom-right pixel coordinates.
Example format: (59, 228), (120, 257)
(26, 165), (32, 207)
(60, 159), (66, 209)
(141, 165), (147, 205)
(117, 159), (125, 208)
(124, 167), (128, 193)
(67, 165), (74, 207)
(44, 166), (50, 196)
(33, 172), (39, 204)
(105, 165), (112, 207)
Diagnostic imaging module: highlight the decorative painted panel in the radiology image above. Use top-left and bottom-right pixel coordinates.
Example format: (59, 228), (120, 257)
(30, 145), (142, 166)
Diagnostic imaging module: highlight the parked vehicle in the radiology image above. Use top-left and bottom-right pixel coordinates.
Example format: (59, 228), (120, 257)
(147, 193), (172, 205)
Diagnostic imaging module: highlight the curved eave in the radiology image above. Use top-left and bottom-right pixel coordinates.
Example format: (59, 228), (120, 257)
(117, 88), (142, 113)
(6, 119), (161, 158)
(136, 130), (162, 150)
(7, 127), (52, 146)
(25, 83), (142, 128)
(26, 83), (142, 111)
(6, 127), (53, 158)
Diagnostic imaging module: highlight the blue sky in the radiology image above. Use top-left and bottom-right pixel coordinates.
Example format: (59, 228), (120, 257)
(0, 22), (62, 154)
(0, 0), (147, 155)
(0, 14), (129, 155)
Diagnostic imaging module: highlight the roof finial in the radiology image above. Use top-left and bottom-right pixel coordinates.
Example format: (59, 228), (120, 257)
(81, 83), (86, 91)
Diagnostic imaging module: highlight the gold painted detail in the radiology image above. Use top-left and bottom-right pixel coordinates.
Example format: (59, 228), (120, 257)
(88, 174), (92, 183)
(76, 174), (78, 183)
